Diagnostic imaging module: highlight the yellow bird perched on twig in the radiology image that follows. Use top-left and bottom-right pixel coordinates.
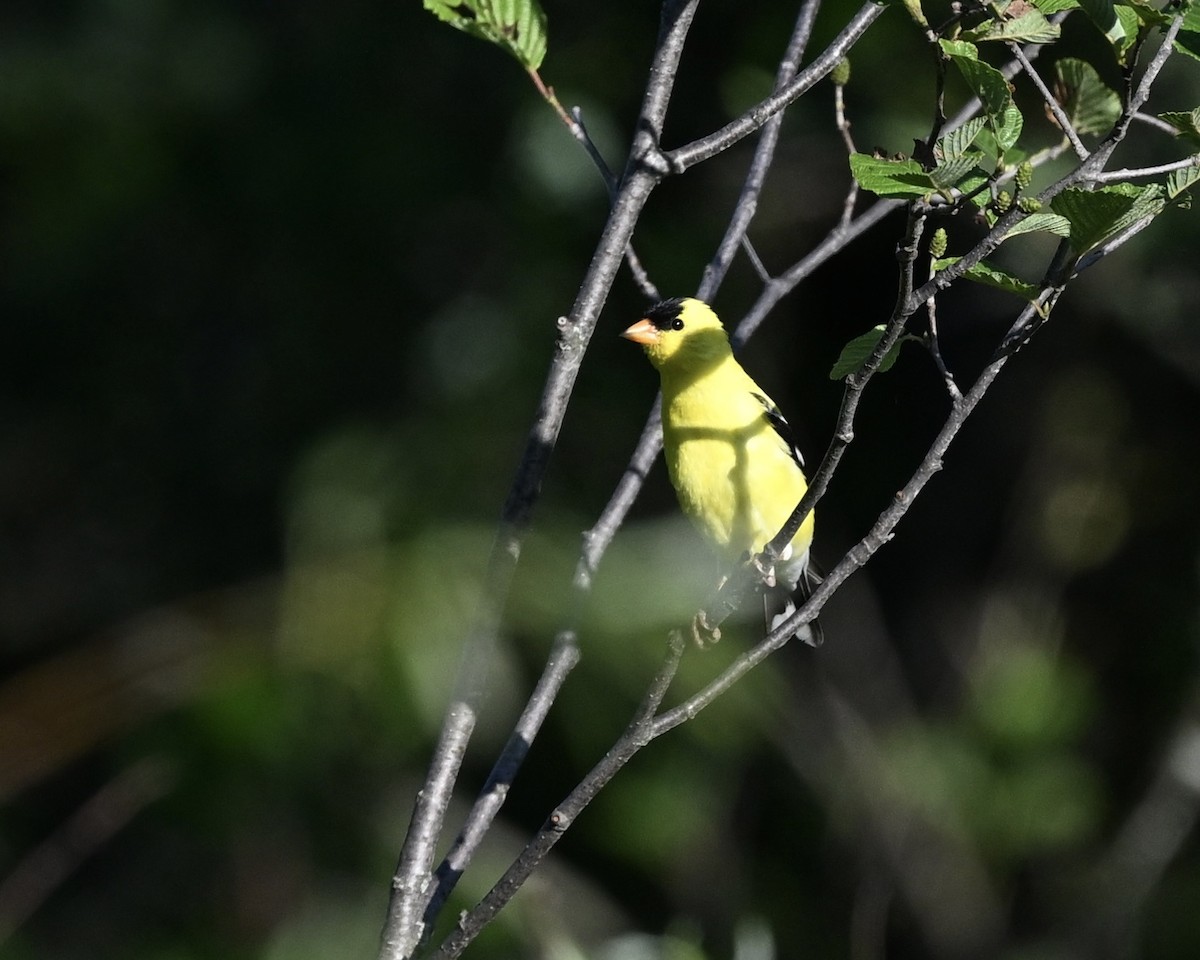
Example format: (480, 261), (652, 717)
(622, 297), (821, 647)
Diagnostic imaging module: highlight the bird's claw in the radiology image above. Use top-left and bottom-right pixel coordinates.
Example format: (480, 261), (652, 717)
(750, 553), (777, 589)
(690, 610), (721, 648)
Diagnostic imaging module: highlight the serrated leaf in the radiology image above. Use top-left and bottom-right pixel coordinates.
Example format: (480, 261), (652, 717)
(1032, 0), (1080, 13)
(1001, 211), (1073, 238)
(946, 51), (1025, 154)
(994, 102), (1025, 150)
(1112, 6), (1141, 63)
(424, 0), (548, 70)
(1054, 58), (1121, 136)
(962, 8), (1062, 43)
(1116, 0), (1171, 28)
(936, 117), (989, 160)
(829, 326), (905, 380)
(1159, 109), (1200, 144)
(931, 154), (987, 189)
(1166, 162), (1200, 200)
(1050, 183), (1167, 251)
(849, 154), (937, 199)
(957, 169), (994, 207)
(934, 256), (1043, 301)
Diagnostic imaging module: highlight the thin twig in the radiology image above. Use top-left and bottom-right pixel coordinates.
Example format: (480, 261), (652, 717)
(834, 77), (860, 229)
(559, 100), (618, 196)
(433, 632), (687, 958)
(1132, 111), (1183, 136)
(732, 198), (899, 348)
(698, 0), (824, 299)
(1009, 41), (1090, 161)
(925, 259), (961, 401)
(419, 631), (581, 932)
(1090, 154), (1200, 182)
(667, 2), (888, 171)
(568, 105), (661, 300)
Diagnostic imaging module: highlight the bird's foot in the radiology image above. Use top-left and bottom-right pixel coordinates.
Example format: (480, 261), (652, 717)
(690, 610), (721, 648)
(749, 552), (777, 589)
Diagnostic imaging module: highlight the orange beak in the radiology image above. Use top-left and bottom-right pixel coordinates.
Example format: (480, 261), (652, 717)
(620, 318), (660, 345)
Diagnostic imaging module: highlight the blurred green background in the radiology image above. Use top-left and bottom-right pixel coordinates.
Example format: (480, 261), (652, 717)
(3, 1), (1200, 958)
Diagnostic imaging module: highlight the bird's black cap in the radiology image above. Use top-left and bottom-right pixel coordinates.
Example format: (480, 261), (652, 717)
(643, 297), (686, 331)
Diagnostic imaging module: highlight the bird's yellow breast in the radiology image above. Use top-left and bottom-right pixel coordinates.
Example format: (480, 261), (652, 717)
(662, 364), (812, 562)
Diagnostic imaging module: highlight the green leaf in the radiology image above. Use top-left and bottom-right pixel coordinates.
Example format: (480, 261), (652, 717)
(1001, 211), (1073, 238)
(1159, 108), (1200, 144)
(994, 102), (1025, 151)
(1166, 162), (1200, 201)
(930, 154), (988, 189)
(936, 117), (989, 160)
(962, 8), (1062, 43)
(1076, 0), (1126, 43)
(1116, 0), (1171, 28)
(972, 127), (1029, 167)
(945, 49), (1025, 152)
(1176, 3), (1200, 62)
(1178, 32), (1200, 65)
(939, 38), (980, 60)
(1050, 183), (1167, 251)
(849, 154), (937, 199)
(424, 0), (548, 70)
(957, 169), (994, 207)
(1111, 6), (1141, 63)
(829, 326), (906, 380)
(934, 257), (1043, 301)
(1032, 0), (1080, 13)
(1054, 59), (1121, 136)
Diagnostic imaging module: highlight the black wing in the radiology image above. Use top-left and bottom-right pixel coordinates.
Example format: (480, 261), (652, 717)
(751, 391), (804, 468)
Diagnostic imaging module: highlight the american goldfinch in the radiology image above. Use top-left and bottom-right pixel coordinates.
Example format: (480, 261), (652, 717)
(622, 297), (821, 646)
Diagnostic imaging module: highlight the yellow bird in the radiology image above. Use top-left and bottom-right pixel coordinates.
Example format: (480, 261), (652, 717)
(622, 297), (821, 646)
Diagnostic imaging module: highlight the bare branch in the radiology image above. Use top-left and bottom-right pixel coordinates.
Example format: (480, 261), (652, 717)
(833, 76), (861, 230)
(1009, 41), (1090, 161)
(1132, 110), (1182, 136)
(666, 2), (887, 171)
(698, 0), (824, 298)
(732, 198), (900, 348)
(419, 631), (582, 931)
(925, 262), (961, 402)
(433, 631), (686, 958)
(1091, 154), (1200, 183)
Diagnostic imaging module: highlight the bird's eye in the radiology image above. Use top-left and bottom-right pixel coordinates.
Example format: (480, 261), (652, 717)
(671, 318), (684, 330)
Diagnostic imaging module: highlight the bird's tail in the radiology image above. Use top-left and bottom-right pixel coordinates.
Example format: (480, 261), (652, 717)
(765, 557), (823, 647)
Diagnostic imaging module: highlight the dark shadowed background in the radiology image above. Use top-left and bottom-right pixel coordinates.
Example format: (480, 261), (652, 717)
(3, 1), (1200, 958)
